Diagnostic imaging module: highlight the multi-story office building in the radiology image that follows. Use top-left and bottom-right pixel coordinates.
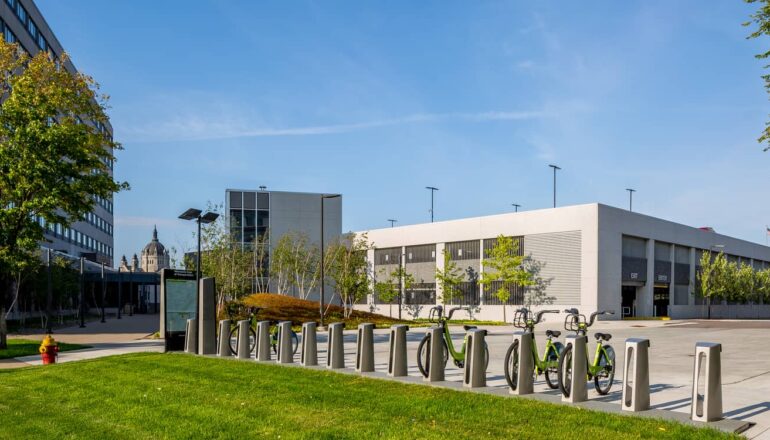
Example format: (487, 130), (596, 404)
(1, 0), (115, 265)
(356, 203), (770, 320)
(226, 189), (342, 296)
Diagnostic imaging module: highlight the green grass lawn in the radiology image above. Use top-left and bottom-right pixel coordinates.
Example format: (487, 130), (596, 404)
(0, 338), (88, 359)
(0, 353), (733, 439)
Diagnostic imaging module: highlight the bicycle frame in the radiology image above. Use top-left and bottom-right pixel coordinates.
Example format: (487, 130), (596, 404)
(531, 338), (559, 375)
(586, 341), (611, 378)
(440, 320), (466, 362)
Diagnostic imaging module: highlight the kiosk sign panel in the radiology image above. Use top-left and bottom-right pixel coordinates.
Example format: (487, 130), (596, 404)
(161, 269), (197, 351)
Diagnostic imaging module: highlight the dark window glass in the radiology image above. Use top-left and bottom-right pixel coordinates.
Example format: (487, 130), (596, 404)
(229, 209), (242, 228)
(243, 191), (256, 209)
(243, 210), (256, 227)
(257, 192), (269, 209)
(405, 244), (436, 263)
(229, 191), (242, 208)
(446, 240), (480, 261)
(257, 210), (269, 228)
(243, 228), (256, 244)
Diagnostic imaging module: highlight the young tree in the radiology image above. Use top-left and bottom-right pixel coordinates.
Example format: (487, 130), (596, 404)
(745, 0), (770, 151)
(374, 269), (399, 317)
(479, 235), (533, 322)
(270, 233), (297, 295)
(0, 41), (128, 348)
(325, 233), (370, 318)
(252, 231), (270, 294)
(435, 250), (464, 305)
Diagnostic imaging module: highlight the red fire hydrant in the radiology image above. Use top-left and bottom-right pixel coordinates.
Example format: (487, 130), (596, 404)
(39, 335), (59, 365)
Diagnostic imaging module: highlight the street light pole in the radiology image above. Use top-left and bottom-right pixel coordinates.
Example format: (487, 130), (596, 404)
(78, 257), (85, 328)
(398, 254), (404, 320)
(626, 188), (636, 212)
(511, 203), (520, 213)
(129, 265), (134, 317)
(319, 194), (341, 328)
(117, 266), (122, 319)
(548, 164), (561, 208)
(388, 219), (397, 228)
(45, 248), (52, 334)
(426, 186), (439, 222)
(100, 262), (106, 323)
(179, 208), (220, 340)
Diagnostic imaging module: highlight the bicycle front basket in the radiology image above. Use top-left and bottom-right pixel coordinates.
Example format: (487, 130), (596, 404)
(512, 310), (528, 329)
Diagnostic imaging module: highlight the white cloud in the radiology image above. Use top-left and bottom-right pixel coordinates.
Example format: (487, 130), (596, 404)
(120, 110), (548, 143)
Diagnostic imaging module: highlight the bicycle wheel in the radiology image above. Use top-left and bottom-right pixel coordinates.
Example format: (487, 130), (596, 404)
(544, 345), (560, 390)
(557, 343), (573, 398)
(229, 326), (257, 355)
(594, 345), (615, 395)
(504, 340), (520, 391)
(291, 331), (299, 355)
(417, 334), (449, 378)
(271, 327), (279, 354)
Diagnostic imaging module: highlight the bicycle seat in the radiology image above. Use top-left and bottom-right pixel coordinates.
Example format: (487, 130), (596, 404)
(463, 325), (477, 331)
(594, 333), (612, 341)
(546, 330), (561, 338)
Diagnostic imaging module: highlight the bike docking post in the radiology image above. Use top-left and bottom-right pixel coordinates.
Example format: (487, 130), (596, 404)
(217, 320), (231, 357)
(256, 320), (272, 361)
(388, 324), (409, 377)
(327, 322), (345, 369)
(301, 322), (318, 366)
(276, 321), (294, 364)
(236, 320), (251, 359)
(691, 342), (723, 422)
(622, 338), (650, 412)
(463, 329), (487, 388)
(355, 323), (375, 373)
(510, 331), (534, 395)
(424, 326), (445, 382)
(563, 334), (588, 403)
(184, 319), (198, 354)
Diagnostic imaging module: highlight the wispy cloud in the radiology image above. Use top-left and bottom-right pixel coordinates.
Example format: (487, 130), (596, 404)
(121, 110), (548, 143)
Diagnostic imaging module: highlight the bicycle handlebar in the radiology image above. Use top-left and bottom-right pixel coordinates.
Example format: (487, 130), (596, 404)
(447, 306), (468, 321)
(563, 308), (614, 332)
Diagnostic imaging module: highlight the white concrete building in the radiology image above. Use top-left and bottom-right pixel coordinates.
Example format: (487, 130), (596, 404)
(355, 203), (770, 321)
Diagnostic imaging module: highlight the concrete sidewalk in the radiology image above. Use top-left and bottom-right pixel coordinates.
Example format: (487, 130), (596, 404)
(0, 314), (162, 369)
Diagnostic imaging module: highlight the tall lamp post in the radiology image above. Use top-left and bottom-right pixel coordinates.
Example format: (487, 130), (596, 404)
(129, 265), (134, 317)
(45, 248), (53, 333)
(388, 219), (397, 228)
(426, 186), (439, 222)
(179, 208), (220, 326)
(319, 194), (341, 328)
(78, 257), (85, 328)
(626, 188), (636, 212)
(100, 262), (106, 323)
(511, 203), (521, 213)
(548, 164), (561, 208)
(117, 266), (122, 319)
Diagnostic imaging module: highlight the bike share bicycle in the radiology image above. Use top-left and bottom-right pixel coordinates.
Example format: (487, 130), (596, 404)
(417, 305), (489, 377)
(557, 308), (615, 397)
(227, 306), (299, 356)
(504, 308), (563, 391)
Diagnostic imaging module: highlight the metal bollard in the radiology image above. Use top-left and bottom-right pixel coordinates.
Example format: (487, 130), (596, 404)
(510, 331), (534, 395)
(463, 329), (487, 388)
(691, 342), (723, 422)
(256, 321), (272, 361)
(622, 338), (651, 412)
(217, 320), (231, 357)
(424, 326), (445, 382)
(327, 322), (345, 369)
(355, 323), (375, 373)
(236, 320), (250, 359)
(388, 324), (409, 377)
(184, 318), (198, 354)
(562, 334), (588, 403)
(301, 322), (318, 366)
(276, 321), (294, 364)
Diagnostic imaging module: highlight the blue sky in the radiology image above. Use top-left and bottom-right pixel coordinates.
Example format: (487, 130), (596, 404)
(37, 0), (770, 261)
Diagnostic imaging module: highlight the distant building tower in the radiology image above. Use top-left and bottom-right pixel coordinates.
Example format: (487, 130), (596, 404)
(119, 255), (130, 272)
(131, 254), (141, 272)
(140, 226), (170, 273)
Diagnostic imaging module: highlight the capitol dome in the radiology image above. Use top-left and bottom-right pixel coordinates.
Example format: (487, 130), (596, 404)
(140, 226), (170, 273)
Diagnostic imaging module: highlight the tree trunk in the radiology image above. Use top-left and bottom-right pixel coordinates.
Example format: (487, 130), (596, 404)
(0, 307), (7, 349)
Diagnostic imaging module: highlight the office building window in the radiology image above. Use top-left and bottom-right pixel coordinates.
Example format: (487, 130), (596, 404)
(257, 192), (269, 209)
(229, 191), (242, 208)
(243, 191), (256, 209)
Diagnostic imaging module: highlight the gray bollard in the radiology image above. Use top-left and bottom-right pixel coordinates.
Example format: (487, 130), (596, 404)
(327, 322), (345, 369)
(355, 323), (375, 373)
(562, 334), (588, 403)
(198, 277), (217, 355)
(510, 331), (535, 395)
(463, 329), (487, 388)
(236, 320), (251, 359)
(622, 338), (651, 412)
(256, 320), (272, 361)
(424, 326), (445, 382)
(217, 320), (232, 357)
(691, 342), (723, 422)
(388, 324), (409, 377)
(301, 322), (318, 366)
(276, 321), (294, 364)
(184, 318), (198, 354)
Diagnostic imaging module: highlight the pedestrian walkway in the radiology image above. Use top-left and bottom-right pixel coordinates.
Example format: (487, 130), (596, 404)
(0, 314), (162, 369)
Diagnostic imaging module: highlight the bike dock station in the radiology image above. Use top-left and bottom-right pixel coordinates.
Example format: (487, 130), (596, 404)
(327, 322), (345, 369)
(562, 334), (588, 403)
(463, 329), (487, 388)
(622, 338), (650, 412)
(217, 319), (231, 357)
(256, 320), (271, 361)
(236, 320), (250, 359)
(184, 319), (197, 354)
(387, 325), (409, 377)
(509, 332), (534, 395)
(424, 326), (445, 382)
(691, 342), (722, 423)
(276, 321), (294, 364)
(300, 322), (318, 366)
(355, 323), (375, 373)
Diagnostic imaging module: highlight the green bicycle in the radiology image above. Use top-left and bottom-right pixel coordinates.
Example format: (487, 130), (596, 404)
(504, 308), (564, 390)
(557, 308), (615, 396)
(227, 307), (299, 356)
(417, 305), (489, 377)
